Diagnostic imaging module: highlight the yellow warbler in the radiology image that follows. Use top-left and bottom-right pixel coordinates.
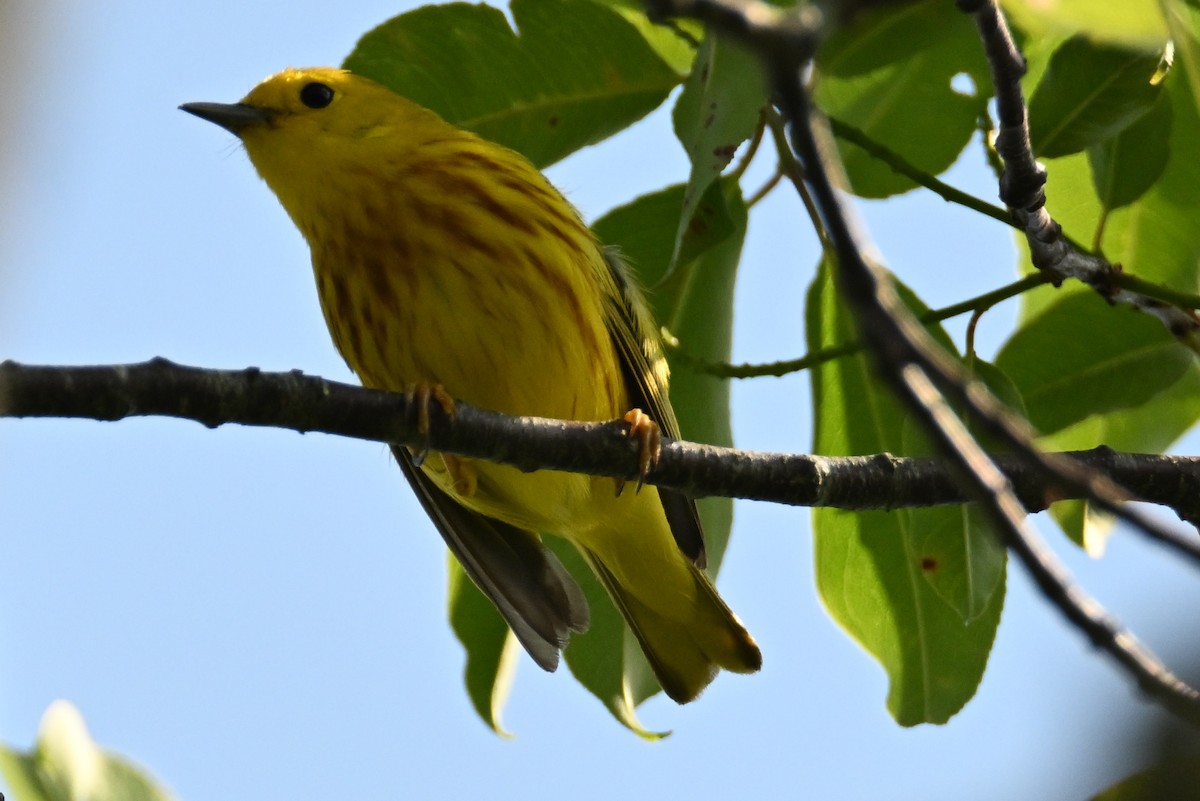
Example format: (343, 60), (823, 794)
(182, 67), (760, 702)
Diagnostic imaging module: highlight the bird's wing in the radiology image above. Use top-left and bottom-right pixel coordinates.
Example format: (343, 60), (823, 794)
(600, 248), (708, 568)
(392, 445), (589, 671)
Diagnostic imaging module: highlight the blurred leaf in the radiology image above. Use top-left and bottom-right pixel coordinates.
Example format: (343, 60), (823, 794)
(814, 0), (990, 198)
(1029, 36), (1163, 158)
(1088, 91), (1173, 211)
(1094, 13), (1200, 291)
(1090, 755), (1200, 800)
(996, 290), (1192, 434)
(808, 260), (1003, 725)
(0, 701), (175, 801)
(1163, 0), (1200, 113)
(999, 0), (1168, 49)
(343, 0), (682, 168)
(447, 556), (516, 736)
(669, 34), (765, 276)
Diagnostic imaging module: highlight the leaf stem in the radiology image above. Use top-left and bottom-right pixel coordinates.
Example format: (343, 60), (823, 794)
(670, 273), (1051, 378)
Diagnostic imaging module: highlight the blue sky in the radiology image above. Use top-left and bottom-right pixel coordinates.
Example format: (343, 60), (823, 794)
(3, 2), (1198, 799)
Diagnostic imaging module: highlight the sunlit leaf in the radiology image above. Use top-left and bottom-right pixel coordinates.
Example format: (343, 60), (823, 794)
(1029, 36), (1163, 158)
(814, 0), (991, 197)
(343, 0), (682, 167)
(808, 260), (1003, 725)
(0, 701), (175, 801)
(1000, 0), (1168, 49)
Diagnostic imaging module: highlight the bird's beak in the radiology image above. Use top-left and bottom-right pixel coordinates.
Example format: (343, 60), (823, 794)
(179, 102), (271, 135)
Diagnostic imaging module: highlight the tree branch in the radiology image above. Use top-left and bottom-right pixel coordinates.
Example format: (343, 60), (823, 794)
(3, 359), (1200, 523)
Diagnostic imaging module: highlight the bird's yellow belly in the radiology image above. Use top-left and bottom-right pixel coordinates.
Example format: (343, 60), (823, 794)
(313, 244), (626, 532)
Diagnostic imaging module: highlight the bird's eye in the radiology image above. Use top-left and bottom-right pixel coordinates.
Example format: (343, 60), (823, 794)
(299, 82), (334, 109)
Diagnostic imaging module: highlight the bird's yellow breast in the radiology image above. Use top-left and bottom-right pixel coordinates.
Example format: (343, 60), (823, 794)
(303, 137), (626, 425)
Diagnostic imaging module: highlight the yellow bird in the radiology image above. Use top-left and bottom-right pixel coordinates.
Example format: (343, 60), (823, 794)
(182, 67), (760, 703)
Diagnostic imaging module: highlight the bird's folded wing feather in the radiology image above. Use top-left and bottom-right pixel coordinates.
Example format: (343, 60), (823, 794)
(392, 445), (589, 671)
(600, 248), (708, 569)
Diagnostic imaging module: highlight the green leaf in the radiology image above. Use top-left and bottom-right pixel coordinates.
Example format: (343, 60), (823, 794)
(669, 34), (765, 276)
(814, 0), (990, 198)
(995, 290), (1192, 435)
(1028, 36), (1163, 158)
(1025, 62), (1200, 315)
(0, 701), (175, 801)
(342, 0), (683, 168)
(819, 0), (982, 78)
(999, 0), (1168, 50)
(1088, 90), (1173, 211)
(1096, 41), (1200, 290)
(447, 557), (516, 736)
(1163, 0), (1200, 114)
(899, 360), (1018, 622)
(808, 261), (1003, 725)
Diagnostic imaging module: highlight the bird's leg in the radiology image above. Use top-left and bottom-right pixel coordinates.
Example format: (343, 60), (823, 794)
(615, 408), (662, 496)
(407, 384), (476, 496)
(406, 383), (456, 468)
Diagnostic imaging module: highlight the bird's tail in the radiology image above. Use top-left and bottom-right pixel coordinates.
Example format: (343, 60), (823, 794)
(580, 546), (761, 704)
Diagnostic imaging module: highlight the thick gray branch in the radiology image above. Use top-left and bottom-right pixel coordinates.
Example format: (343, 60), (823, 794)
(2, 359), (1199, 522)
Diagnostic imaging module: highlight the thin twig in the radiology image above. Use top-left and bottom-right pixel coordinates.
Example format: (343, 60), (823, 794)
(826, 115), (1013, 228)
(670, 273), (1050, 379)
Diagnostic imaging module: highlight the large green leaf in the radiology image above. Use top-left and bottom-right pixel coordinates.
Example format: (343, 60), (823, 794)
(446, 556), (517, 736)
(814, 0), (990, 198)
(1011, 65), (1200, 548)
(1028, 36), (1163, 158)
(1163, 0), (1200, 114)
(808, 261), (1004, 725)
(342, 0), (684, 168)
(669, 34), (765, 276)
(1088, 90), (1173, 212)
(899, 360), (1017, 622)
(0, 701), (175, 801)
(999, 0), (1168, 50)
(996, 290), (1192, 435)
(1097, 40), (1200, 292)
